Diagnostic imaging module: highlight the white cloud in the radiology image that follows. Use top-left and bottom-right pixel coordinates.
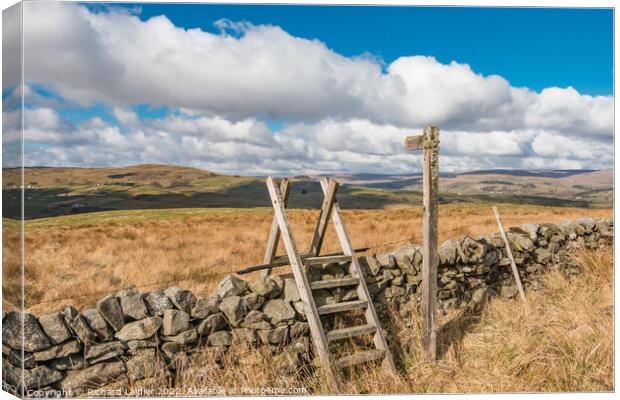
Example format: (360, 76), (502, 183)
(112, 107), (140, 126)
(2, 109), (21, 145)
(4, 107), (68, 144)
(388, 56), (517, 129)
(278, 119), (412, 155)
(25, 107), (61, 131)
(152, 114), (273, 145)
(441, 130), (535, 157)
(523, 87), (613, 137)
(21, 2), (613, 139)
(531, 131), (613, 163)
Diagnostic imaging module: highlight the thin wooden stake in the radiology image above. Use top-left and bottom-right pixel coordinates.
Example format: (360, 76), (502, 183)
(492, 206), (527, 303)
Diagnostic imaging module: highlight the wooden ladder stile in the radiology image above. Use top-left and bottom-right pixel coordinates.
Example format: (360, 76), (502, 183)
(261, 176), (397, 388)
(264, 177), (337, 389)
(319, 177), (397, 375)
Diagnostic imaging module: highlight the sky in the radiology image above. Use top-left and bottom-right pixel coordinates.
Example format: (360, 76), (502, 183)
(2, 2), (614, 175)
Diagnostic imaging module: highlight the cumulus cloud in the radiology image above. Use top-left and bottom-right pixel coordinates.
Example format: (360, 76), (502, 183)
(4, 108), (64, 144)
(113, 107), (140, 126)
(152, 114), (273, 145)
(20, 2), (613, 138)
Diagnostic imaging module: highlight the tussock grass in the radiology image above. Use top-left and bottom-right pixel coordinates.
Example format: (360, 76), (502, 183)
(145, 247), (613, 394)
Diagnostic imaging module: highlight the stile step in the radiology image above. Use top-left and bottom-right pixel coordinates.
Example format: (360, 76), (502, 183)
(334, 349), (386, 369)
(326, 324), (377, 342)
(317, 300), (368, 315)
(310, 277), (359, 290)
(303, 254), (352, 266)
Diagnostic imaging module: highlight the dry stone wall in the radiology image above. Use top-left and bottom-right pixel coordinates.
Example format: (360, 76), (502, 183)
(2, 218), (613, 397)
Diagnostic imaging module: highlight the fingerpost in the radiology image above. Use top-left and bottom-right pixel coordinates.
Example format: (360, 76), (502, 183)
(404, 125), (440, 361)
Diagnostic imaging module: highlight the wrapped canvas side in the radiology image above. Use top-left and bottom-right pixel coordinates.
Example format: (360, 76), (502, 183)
(2, 2), (25, 398)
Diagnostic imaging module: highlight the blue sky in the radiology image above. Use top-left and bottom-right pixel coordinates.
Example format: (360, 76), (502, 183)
(112, 4), (614, 96)
(2, 2), (615, 173)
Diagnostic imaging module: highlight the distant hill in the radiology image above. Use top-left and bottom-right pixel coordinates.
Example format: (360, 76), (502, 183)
(2, 165), (612, 219)
(456, 169), (599, 178)
(331, 168), (612, 207)
(437, 169), (612, 205)
(328, 169), (610, 185)
(2, 164), (219, 187)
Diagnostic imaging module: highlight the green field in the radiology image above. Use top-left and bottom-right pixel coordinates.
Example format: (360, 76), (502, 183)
(10, 208), (270, 230)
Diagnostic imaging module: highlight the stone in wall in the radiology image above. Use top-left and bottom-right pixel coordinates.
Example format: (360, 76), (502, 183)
(143, 291), (174, 317)
(2, 312), (51, 352)
(164, 288), (197, 314)
(191, 296), (220, 319)
(96, 295), (125, 332)
(218, 296), (247, 327)
(115, 317), (162, 341)
(119, 285), (149, 321)
(82, 309), (114, 342)
(38, 312), (73, 345)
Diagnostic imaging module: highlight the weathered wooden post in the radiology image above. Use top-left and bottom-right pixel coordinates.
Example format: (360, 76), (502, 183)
(261, 178), (290, 277)
(405, 125), (440, 361)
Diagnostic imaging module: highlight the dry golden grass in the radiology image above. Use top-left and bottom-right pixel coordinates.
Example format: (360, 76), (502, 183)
(1, 203), (612, 394)
(1, 203), (611, 315)
(164, 247), (613, 394)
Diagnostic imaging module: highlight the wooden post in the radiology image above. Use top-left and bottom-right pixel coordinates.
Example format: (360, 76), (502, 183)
(261, 178), (290, 277)
(492, 206), (527, 303)
(405, 125), (440, 361)
(308, 179), (339, 256)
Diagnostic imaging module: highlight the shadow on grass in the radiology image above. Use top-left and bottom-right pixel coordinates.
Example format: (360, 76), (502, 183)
(4, 181), (423, 220)
(5, 176), (591, 221)
(437, 302), (486, 360)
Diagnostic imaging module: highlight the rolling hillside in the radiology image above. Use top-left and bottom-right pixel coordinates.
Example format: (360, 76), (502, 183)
(329, 169), (613, 206)
(2, 165), (612, 219)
